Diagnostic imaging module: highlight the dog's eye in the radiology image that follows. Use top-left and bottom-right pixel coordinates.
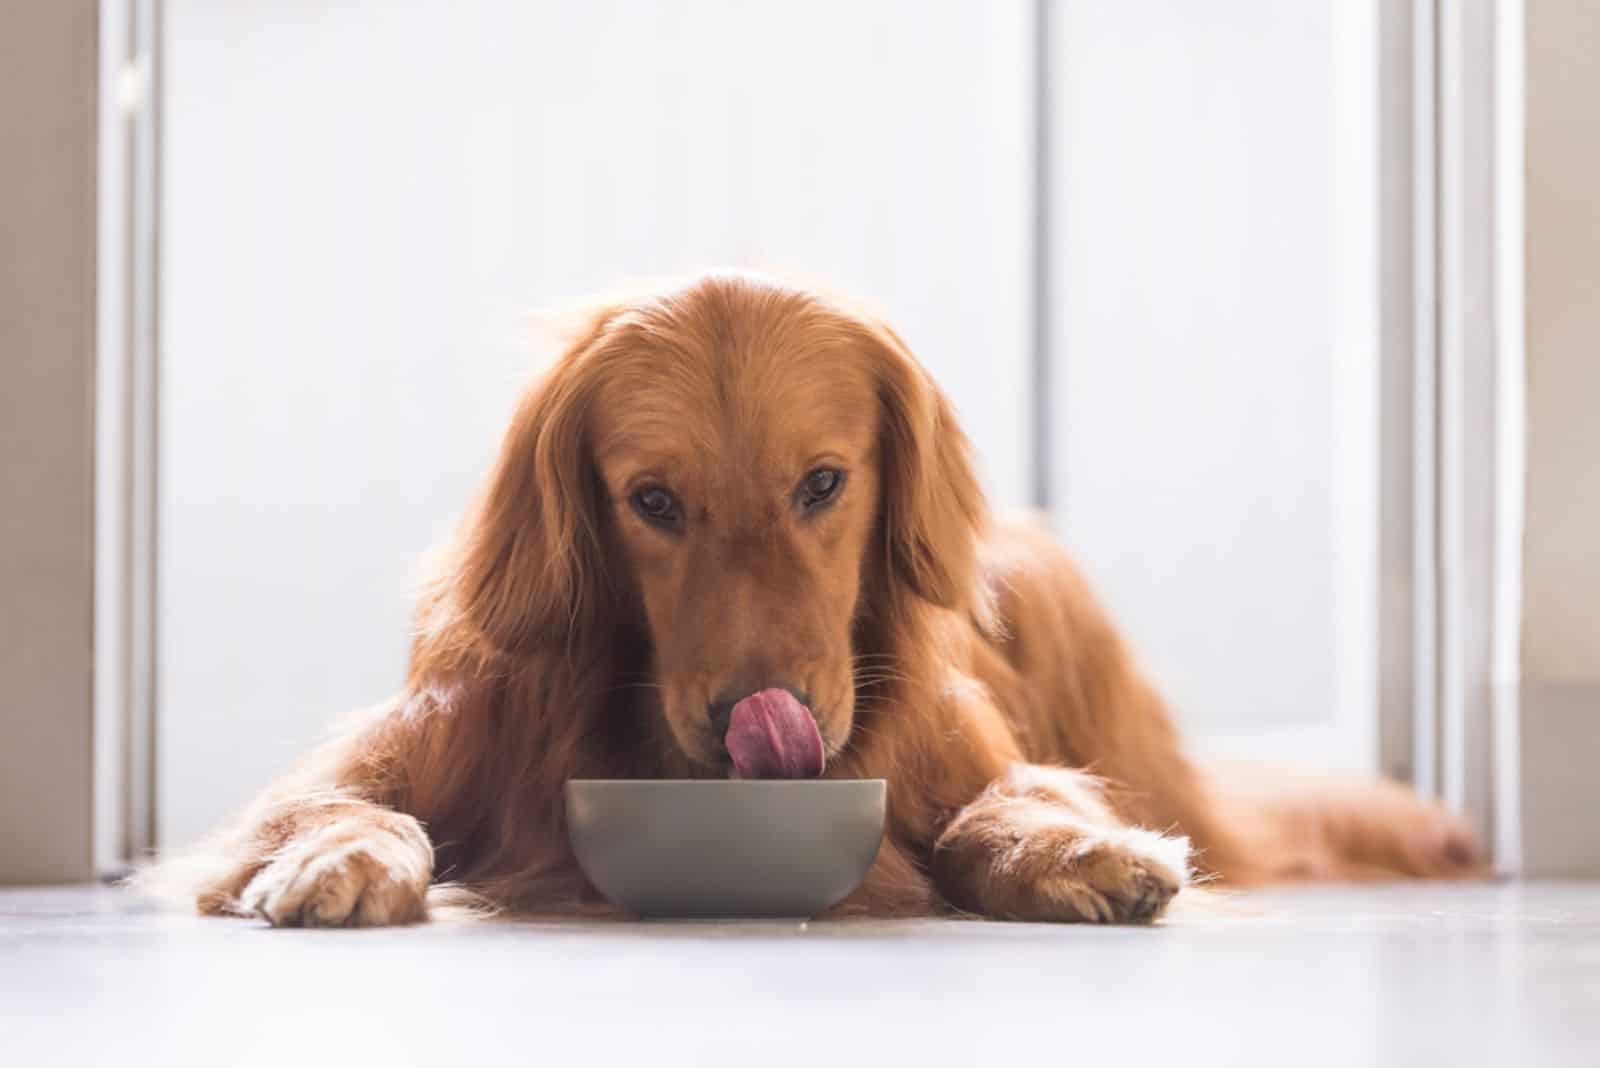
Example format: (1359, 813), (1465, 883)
(631, 485), (682, 528)
(796, 467), (845, 513)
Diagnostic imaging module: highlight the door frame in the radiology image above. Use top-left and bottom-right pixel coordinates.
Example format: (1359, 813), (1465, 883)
(94, 0), (161, 874)
(1376, 0), (1523, 872)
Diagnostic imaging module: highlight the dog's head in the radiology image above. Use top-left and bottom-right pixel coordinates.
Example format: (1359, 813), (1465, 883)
(438, 272), (987, 775)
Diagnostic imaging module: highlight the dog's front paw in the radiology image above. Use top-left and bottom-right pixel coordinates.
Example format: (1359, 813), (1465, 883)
(982, 824), (1190, 925)
(241, 813), (432, 928)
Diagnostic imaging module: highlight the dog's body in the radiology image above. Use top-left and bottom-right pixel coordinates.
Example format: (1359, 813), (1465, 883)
(162, 272), (1478, 927)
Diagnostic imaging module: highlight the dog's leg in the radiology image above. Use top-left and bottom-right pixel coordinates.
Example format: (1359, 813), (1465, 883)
(825, 837), (941, 918)
(979, 518), (1483, 885)
(196, 796), (433, 927)
(1209, 763), (1485, 882)
(930, 763), (1191, 923)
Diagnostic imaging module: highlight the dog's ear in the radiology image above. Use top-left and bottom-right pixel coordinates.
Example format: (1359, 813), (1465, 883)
(430, 312), (617, 657)
(866, 321), (991, 622)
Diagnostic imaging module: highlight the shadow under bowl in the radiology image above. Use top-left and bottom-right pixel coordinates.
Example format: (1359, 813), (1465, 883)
(564, 779), (886, 919)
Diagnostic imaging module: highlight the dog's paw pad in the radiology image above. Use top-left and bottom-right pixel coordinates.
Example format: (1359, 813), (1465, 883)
(1038, 827), (1189, 925)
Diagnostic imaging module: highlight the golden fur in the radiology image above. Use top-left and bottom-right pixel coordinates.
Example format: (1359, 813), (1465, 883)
(152, 271), (1480, 926)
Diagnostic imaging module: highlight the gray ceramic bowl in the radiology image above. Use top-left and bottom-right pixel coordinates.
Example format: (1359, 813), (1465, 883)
(564, 779), (886, 918)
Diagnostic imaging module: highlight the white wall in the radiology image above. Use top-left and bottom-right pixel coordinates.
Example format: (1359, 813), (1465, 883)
(1046, 0), (1379, 769)
(0, 0), (98, 883)
(1521, 0), (1600, 876)
(159, 0), (1034, 844)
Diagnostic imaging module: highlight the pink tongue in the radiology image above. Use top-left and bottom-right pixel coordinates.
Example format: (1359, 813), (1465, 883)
(724, 688), (825, 779)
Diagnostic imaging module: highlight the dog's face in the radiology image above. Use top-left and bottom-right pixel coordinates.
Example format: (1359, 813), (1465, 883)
(446, 273), (987, 775)
(587, 295), (883, 769)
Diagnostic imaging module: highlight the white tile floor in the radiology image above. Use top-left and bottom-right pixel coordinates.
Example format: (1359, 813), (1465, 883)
(3, 882), (1597, 1067)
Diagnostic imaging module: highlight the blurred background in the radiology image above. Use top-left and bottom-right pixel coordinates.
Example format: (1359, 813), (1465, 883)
(4, 0), (1596, 885)
(155, 0), (1379, 847)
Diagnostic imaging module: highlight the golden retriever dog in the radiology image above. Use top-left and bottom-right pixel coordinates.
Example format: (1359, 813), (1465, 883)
(156, 270), (1480, 926)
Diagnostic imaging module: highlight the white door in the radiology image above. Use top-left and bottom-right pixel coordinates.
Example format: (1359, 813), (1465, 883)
(158, 0), (1035, 844)
(1045, 0), (1381, 772)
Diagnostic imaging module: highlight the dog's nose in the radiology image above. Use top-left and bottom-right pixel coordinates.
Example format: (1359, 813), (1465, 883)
(707, 686), (810, 737)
